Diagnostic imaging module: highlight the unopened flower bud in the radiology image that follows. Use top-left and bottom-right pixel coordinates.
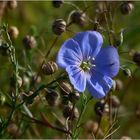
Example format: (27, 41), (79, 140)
(94, 101), (105, 116)
(120, 2), (134, 15)
(8, 0), (17, 9)
(52, 0), (64, 8)
(8, 26), (19, 39)
(68, 91), (80, 103)
(63, 105), (79, 120)
(45, 89), (59, 106)
(133, 51), (140, 67)
(108, 95), (120, 108)
(23, 35), (37, 49)
(59, 81), (73, 95)
(123, 68), (131, 77)
(70, 10), (87, 26)
(42, 61), (58, 75)
(52, 19), (66, 35)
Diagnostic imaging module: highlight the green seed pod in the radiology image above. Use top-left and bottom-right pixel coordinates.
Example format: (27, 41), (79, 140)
(52, 0), (64, 8)
(120, 2), (134, 15)
(42, 61), (58, 75)
(59, 81), (73, 95)
(52, 19), (66, 35)
(8, 26), (19, 39)
(45, 89), (59, 106)
(133, 51), (140, 67)
(70, 10), (87, 26)
(23, 35), (37, 49)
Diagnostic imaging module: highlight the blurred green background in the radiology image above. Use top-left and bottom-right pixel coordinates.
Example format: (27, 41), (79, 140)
(0, 1), (140, 139)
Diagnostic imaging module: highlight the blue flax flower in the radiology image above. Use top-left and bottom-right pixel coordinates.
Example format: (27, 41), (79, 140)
(57, 31), (119, 98)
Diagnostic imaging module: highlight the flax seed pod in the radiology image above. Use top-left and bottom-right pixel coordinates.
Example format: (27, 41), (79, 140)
(120, 2), (134, 15)
(52, 0), (64, 8)
(70, 10), (87, 26)
(23, 35), (37, 49)
(42, 61), (58, 75)
(59, 81), (73, 95)
(133, 51), (140, 67)
(8, 0), (17, 9)
(52, 19), (66, 35)
(8, 26), (19, 39)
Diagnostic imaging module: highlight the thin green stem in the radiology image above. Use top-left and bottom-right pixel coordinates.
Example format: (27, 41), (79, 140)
(72, 95), (92, 139)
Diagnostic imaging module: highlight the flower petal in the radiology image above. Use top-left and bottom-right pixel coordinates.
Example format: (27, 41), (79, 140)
(73, 31), (103, 59)
(57, 39), (82, 69)
(87, 70), (113, 99)
(66, 65), (87, 92)
(95, 46), (120, 77)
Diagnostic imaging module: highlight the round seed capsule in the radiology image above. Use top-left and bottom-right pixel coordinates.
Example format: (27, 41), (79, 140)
(68, 91), (80, 103)
(52, 19), (66, 35)
(63, 105), (79, 120)
(94, 101), (105, 116)
(70, 10), (87, 26)
(8, 0), (17, 9)
(120, 2), (134, 15)
(45, 89), (59, 106)
(42, 61), (58, 75)
(59, 81), (73, 95)
(52, 0), (64, 8)
(133, 51), (140, 67)
(23, 35), (37, 49)
(8, 26), (19, 39)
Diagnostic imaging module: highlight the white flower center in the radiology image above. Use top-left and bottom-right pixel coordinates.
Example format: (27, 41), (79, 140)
(80, 56), (96, 71)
